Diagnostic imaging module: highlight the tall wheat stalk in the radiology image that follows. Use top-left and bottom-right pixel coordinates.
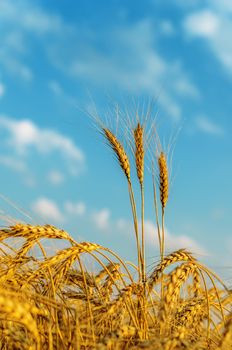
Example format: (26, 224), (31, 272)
(102, 127), (142, 281)
(134, 122), (145, 284)
(158, 151), (169, 262)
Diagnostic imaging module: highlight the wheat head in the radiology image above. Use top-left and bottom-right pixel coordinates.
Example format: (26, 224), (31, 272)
(160, 262), (197, 324)
(148, 249), (195, 292)
(1, 223), (74, 242)
(158, 151), (168, 209)
(134, 122), (144, 185)
(103, 128), (131, 181)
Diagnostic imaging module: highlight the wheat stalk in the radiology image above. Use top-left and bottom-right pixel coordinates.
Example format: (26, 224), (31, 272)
(102, 127), (143, 280)
(158, 151), (169, 265)
(134, 122), (146, 287)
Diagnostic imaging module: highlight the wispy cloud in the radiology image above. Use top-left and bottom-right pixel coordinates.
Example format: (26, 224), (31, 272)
(184, 10), (219, 38)
(0, 0), (69, 81)
(92, 208), (111, 231)
(0, 1), (200, 121)
(0, 155), (27, 173)
(117, 218), (206, 256)
(47, 170), (64, 185)
(0, 115), (85, 176)
(50, 18), (199, 121)
(174, 77), (200, 99)
(0, 0), (68, 35)
(0, 55), (33, 81)
(183, 8), (232, 73)
(160, 20), (175, 36)
(32, 197), (64, 222)
(145, 220), (207, 255)
(64, 201), (86, 216)
(48, 80), (64, 96)
(195, 115), (224, 136)
(0, 83), (5, 97)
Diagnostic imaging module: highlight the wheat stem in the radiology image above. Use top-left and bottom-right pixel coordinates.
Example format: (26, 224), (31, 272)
(152, 169), (162, 259)
(141, 183), (145, 284)
(161, 207), (165, 262)
(128, 180), (142, 282)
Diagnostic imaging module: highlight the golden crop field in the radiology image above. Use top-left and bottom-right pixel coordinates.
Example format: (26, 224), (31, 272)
(0, 112), (230, 350)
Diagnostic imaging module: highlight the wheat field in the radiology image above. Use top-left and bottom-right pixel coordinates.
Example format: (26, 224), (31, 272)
(0, 113), (231, 350)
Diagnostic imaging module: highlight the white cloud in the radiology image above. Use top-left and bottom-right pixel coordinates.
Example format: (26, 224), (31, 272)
(3, 31), (26, 53)
(0, 83), (5, 97)
(184, 10), (220, 38)
(66, 20), (166, 90)
(116, 218), (206, 256)
(174, 77), (200, 99)
(116, 218), (130, 231)
(64, 201), (86, 216)
(0, 155), (27, 172)
(48, 80), (76, 106)
(144, 220), (206, 255)
(0, 0), (67, 35)
(195, 115), (224, 136)
(0, 115), (85, 175)
(32, 197), (64, 222)
(210, 0), (232, 13)
(160, 20), (175, 36)
(0, 154), (36, 187)
(92, 208), (111, 230)
(158, 93), (182, 122)
(50, 19), (199, 121)
(49, 80), (63, 96)
(0, 0), (70, 81)
(0, 1), (199, 119)
(0, 53), (33, 81)
(174, 0), (202, 8)
(183, 8), (232, 73)
(48, 170), (64, 185)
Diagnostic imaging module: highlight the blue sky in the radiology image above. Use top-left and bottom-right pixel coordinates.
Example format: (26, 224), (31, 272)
(0, 0), (232, 278)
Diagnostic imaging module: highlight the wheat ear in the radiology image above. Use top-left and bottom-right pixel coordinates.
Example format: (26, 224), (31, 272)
(174, 298), (206, 339)
(158, 151), (169, 209)
(134, 122), (144, 185)
(1, 223), (75, 243)
(160, 262), (197, 327)
(148, 249), (195, 292)
(103, 128), (131, 181)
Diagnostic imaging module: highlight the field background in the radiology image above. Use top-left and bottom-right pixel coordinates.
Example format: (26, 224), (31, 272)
(0, 0), (232, 279)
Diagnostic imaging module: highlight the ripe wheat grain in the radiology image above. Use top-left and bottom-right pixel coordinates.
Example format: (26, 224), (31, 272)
(134, 122), (144, 185)
(158, 151), (169, 209)
(103, 128), (131, 181)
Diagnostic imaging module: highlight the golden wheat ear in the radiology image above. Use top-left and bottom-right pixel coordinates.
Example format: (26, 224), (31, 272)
(158, 151), (169, 209)
(103, 128), (131, 182)
(134, 122), (144, 185)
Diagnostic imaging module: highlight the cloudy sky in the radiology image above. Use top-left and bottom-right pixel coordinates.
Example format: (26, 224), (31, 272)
(0, 0), (232, 278)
